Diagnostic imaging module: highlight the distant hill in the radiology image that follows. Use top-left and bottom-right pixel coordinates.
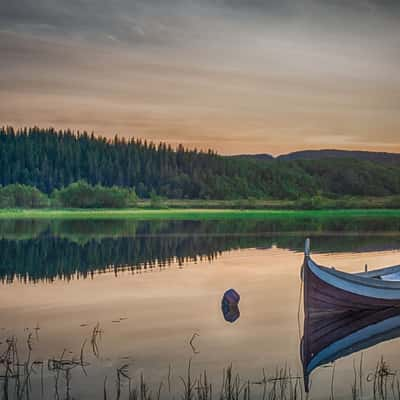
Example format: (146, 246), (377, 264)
(278, 150), (400, 163)
(230, 153), (274, 161)
(233, 149), (400, 164)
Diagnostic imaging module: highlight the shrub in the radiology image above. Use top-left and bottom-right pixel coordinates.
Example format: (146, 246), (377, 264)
(386, 196), (400, 209)
(52, 181), (137, 208)
(0, 184), (48, 208)
(150, 191), (167, 209)
(295, 195), (327, 210)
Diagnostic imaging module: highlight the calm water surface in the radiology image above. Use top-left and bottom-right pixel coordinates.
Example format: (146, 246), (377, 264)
(1, 218), (400, 399)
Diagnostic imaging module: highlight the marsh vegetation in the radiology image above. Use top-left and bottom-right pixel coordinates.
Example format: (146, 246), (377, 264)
(3, 329), (400, 400)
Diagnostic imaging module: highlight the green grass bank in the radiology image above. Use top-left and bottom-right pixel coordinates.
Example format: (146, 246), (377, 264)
(1, 208), (400, 220)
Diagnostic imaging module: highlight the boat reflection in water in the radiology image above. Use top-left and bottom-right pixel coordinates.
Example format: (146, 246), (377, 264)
(301, 306), (400, 392)
(221, 289), (240, 323)
(301, 239), (400, 392)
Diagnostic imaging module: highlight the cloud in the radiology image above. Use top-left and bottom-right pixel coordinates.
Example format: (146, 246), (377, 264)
(0, 0), (399, 154)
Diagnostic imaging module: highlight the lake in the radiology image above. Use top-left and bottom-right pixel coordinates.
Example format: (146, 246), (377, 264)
(1, 217), (400, 399)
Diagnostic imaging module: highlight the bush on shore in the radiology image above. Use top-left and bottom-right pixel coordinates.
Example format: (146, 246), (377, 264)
(293, 196), (329, 210)
(1, 182), (400, 210)
(149, 191), (168, 209)
(0, 184), (48, 208)
(52, 181), (138, 208)
(386, 196), (400, 209)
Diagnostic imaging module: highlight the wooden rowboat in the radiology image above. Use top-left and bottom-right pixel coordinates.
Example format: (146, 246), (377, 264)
(303, 238), (400, 317)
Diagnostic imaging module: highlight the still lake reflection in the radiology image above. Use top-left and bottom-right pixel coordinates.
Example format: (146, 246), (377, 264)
(1, 218), (400, 399)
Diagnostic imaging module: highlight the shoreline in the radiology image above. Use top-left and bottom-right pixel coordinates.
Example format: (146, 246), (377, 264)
(1, 208), (400, 220)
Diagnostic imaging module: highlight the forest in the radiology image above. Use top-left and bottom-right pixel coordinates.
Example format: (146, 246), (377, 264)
(1, 127), (400, 205)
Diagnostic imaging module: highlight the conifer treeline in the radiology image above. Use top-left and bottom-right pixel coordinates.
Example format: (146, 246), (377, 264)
(0, 126), (313, 199)
(1, 126), (400, 199)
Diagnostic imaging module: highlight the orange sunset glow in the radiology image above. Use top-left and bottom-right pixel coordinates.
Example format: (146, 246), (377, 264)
(1, 1), (400, 154)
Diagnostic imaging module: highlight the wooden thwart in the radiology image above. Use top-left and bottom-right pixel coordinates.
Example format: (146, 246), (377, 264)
(356, 264), (400, 279)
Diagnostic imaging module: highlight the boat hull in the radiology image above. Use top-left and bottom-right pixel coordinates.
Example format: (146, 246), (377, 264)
(303, 256), (400, 317)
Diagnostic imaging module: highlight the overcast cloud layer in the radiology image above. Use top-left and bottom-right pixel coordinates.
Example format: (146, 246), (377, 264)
(1, 0), (399, 154)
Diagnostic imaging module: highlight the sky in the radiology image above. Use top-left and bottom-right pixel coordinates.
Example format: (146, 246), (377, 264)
(0, 0), (399, 155)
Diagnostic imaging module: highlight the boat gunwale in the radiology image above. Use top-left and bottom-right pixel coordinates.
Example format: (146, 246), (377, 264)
(306, 256), (400, 291)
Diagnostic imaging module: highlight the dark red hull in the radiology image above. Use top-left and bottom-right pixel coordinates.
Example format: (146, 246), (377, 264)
(303, 257), (400, 318)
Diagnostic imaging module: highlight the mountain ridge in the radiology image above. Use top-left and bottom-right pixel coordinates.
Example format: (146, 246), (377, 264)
(231, 149), (400, 163)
